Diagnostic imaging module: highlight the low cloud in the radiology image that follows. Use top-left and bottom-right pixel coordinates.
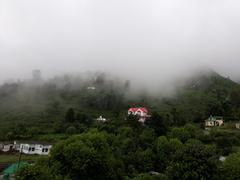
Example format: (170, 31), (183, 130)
(0, 0), (240, 88)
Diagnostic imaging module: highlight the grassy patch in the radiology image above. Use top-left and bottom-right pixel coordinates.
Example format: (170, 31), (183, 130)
(0, 154), (41, 164)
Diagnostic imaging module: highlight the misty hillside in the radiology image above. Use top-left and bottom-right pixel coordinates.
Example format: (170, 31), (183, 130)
(0, 70), (239, 139)
(160, 71), (239, 124)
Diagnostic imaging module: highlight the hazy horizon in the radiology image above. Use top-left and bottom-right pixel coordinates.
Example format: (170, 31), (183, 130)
(1, 0), (240, 85)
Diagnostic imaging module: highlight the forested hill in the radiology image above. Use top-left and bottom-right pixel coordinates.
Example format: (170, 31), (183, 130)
(0, 71), (239, 139)
(160, 71), (239, 125)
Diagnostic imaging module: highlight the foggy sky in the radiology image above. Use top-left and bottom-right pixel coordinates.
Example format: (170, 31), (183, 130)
(1, 0), (240, 85)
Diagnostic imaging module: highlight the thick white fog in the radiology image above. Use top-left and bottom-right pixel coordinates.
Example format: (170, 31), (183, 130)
(0, 0), (240, 86)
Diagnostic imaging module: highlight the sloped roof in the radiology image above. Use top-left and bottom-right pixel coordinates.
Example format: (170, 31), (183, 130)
(15, 141), (52, 146)
(206, 116), (223, 121)
(128, 107), (148, 113)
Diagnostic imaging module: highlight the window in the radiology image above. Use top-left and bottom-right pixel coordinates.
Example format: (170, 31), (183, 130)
(45, 149), (48, 152)
(31, 147), (35, 151)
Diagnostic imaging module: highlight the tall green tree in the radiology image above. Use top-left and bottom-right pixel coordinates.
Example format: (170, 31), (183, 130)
(154, 136), (183, 172)
(50, 131), (118, 180)
(146, 112), (168, 136)
(167, 143), (219, 180)
(222, 151), (240, 180)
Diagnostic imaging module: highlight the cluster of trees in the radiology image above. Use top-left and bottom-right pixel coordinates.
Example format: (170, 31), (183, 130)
(15, 111), (240, 179)
(0, 72), (128, 140)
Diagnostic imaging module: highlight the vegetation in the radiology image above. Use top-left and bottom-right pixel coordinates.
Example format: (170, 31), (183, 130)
(221, 151), (240, 180)
(0, 154), (40, 164)
(1, 70), (240, 179)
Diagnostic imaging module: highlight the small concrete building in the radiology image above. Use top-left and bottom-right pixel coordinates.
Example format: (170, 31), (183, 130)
(19, 141), (52, 155)
(13, 141), (20, 151)
(0, 142), (14, 152)
(205, 116), (224, 127)
(236, 123), (240, 129)
(87, 86), (96, 90)
(219, 156), (226, 162)
(96, 116), (107, 122)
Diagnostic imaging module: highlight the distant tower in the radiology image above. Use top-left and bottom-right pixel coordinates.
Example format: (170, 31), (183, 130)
(32, 69), (42, 81)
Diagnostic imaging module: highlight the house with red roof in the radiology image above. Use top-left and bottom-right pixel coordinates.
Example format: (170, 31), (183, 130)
(128, 107), (150, 123)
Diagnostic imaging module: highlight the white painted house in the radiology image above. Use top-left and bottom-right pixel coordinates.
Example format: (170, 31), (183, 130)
(205, 116), (224, 127)
(0, 142), (14, 152)
(128, 107), (150, 123)
(236, 123), (240, 129)
(96, 116), (107, 122)
(14, 141), (20, 151)
(87, 86), (96, 90)
(19, 142), (52, 155)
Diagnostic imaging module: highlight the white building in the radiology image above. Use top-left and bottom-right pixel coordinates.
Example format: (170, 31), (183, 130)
(87, 86), (96, 90)
(19, 142), (52, 155)
(0, 142), (14, 152)
(219, 156), (226, 162)
(96, 116), (107, 122)
(13, 141), (22, 151)
(205, 116), (224, 127)
(236, 123), (240, 129)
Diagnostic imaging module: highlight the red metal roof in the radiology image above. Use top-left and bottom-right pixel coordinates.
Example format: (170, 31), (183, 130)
(128, 107), (148, 113)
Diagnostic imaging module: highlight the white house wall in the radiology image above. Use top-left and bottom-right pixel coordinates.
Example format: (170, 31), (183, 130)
(20, 144), (52, 155)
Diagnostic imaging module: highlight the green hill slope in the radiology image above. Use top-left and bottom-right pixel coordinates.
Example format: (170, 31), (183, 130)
(0, 71), (239, 140)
